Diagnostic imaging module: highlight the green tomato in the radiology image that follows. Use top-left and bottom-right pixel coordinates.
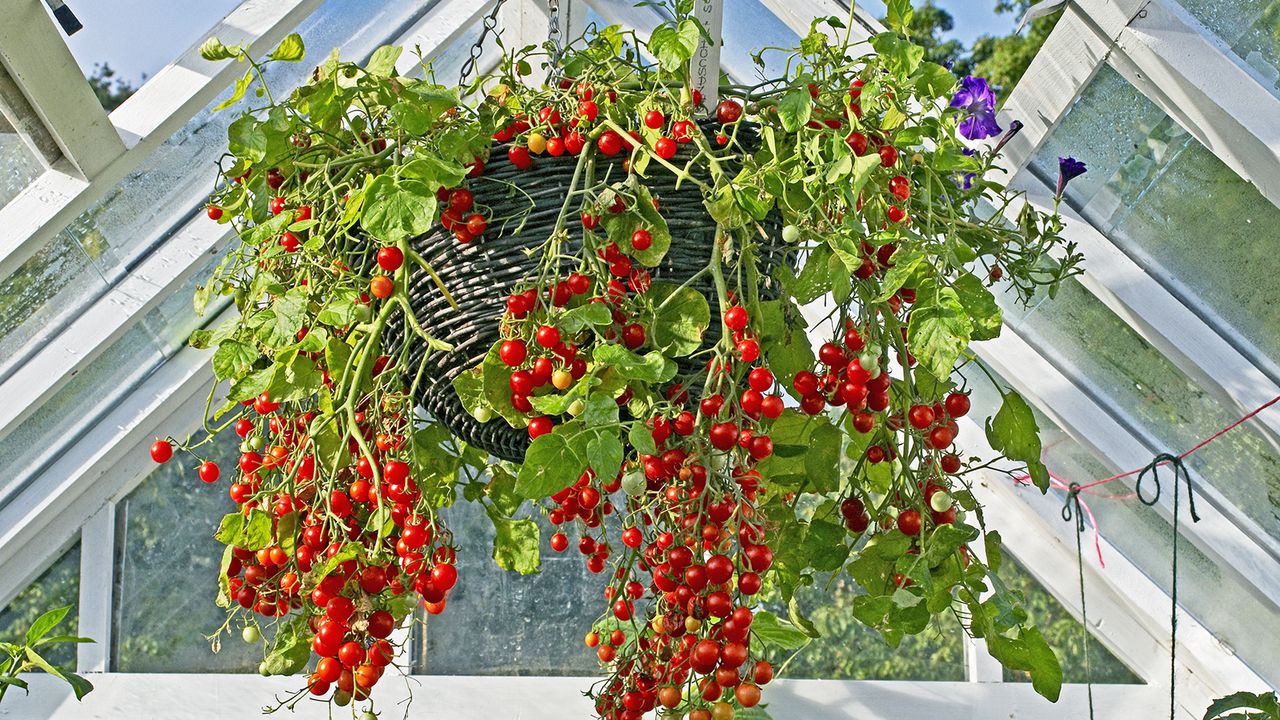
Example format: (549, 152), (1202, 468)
(334, 690), (352, 707)
(473, 406), (493, 423)
(782, 224), (801, 243)
(929, 491), (952, 513)
(242, 625), (261, 644)
(248, 435), (265, 451)
(362, 712), (378, 720)
(258, 660), (270, 677)
(567, 399), (585, 417)
(620, 470), (647, 497)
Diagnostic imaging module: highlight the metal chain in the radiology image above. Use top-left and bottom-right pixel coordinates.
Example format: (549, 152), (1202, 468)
(459, 0), (510, 87)
(547, 0), (564, 75)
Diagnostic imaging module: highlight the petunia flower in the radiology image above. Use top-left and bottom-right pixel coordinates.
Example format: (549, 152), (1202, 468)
(994, 120), (1025, 155)
(950, 76), (1002, 141)
(1056, 156), (1088, 199)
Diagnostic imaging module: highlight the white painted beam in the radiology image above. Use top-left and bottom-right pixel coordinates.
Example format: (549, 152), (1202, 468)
(76, 504), (116, 674)
(393, 0), (499, 77)
(0, 0), (125, 179)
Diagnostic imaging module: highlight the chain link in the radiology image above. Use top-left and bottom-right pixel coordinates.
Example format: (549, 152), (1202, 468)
(459, 0), (510, 87)
(546, 0), (564, 79)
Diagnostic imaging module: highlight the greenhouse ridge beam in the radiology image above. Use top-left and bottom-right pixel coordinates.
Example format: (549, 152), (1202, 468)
(0, 0), (324, 282)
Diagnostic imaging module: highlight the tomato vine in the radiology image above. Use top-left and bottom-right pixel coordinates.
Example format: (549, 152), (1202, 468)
(154, 2), (1085, 718)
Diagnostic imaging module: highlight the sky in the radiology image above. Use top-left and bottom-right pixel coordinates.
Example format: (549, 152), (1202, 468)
(51, 0), (1012, 86)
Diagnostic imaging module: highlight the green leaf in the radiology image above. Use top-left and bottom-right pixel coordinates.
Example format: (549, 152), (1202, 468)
(228, 365), (273, 402)
(914, 62), (957, 99)
(268, 348), (323, 402)
(365, 45), (403, 76)
(885, 0), (914, 30)
(479, 342), (526, 426)
(23, 648), (93, 700)
(316, 289), (361, 328)
(873, 250), (926, 302)
(603, 184), (671, 266)
(1204, 692), (1280, 720)
(584, 430), (624, 479)
(199, 37), (239, 61)
(212, 340), (257, 382)
(1021, 626), (1064, 701)
(777, 89), (813, 133)
(227, 115), (267, 164)
(755, 410), (839, 492)
(254, 288), (308, 349)
(907, 286), (972, 382)
(952, 272), (1002, 340)
(214, 69), (253, 112)
(592, 344), (676, 383)
(985, 390), (1049, 492)
(870, 33), (925, 76)
(802, 519), (850, 572)
(756, 300), (814, 390)
(313, 542), (364, 581)
(486, 505), (541, 575)
(399, 156), (467, 190)
(559, 302), (612, 334)
(261, 617), (311, 676)
(516, 427), (588, 499)
(25, 606), (70, 647)
(360, 175), (439, 243)
(215, 510), (273, 550)
(648, 22), (699, 72)
(751, 611), (812, 651)
(645, 282), (710, 357)
(269, 33), (305, 62)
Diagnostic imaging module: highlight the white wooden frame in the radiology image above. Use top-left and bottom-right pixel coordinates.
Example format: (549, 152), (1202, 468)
(0, 0), (325, 280)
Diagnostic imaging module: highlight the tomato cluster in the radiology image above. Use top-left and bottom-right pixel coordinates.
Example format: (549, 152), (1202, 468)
(154, 379), (461, 707)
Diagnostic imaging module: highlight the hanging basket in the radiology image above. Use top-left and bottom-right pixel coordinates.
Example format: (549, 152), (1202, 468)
(386, 123), (790, 462)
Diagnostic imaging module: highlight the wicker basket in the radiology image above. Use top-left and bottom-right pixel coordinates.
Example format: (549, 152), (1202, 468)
(386, 124), (789, 462)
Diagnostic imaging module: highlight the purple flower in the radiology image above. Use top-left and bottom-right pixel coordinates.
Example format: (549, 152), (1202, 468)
(1056, 156), (1088, 199)
(994, 120), (1025, 154)
(950, 76), (1002, 141)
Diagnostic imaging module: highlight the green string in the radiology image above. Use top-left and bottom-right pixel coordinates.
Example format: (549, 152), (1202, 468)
(1135, 453), (1201, 720)
(1061, 482), (1095, 720)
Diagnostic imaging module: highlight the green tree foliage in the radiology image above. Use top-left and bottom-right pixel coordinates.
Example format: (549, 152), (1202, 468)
(86, 62), (138, 112)
(900, 0), (1062, 100)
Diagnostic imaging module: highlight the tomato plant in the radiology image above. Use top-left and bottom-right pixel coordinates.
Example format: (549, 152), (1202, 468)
(159, 2), (1084, 717)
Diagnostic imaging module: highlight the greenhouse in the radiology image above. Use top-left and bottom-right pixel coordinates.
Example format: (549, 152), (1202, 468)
(0, 0), (1277, 718)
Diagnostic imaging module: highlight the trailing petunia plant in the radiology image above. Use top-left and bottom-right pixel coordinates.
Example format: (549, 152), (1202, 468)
(153, 2), (1086, 718)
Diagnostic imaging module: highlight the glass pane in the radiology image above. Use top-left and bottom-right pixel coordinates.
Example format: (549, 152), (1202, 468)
(783, 578), (966, 680)
(0, 321), (164, 513)
(113, 428), (257, 672)
(418, 499), (599, 675)
(0, 0), (440, 368)
(0, 129), (44, 210)
(997, 557), (1141, 684)
(1030, 64), (1280, 369)
(0, 541), (81, 668)
(0, 231), (110, 380)
(1177, 0), (1280, 95)
(967, 363), (1280, 687)
(998, 276), (1280, 543)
